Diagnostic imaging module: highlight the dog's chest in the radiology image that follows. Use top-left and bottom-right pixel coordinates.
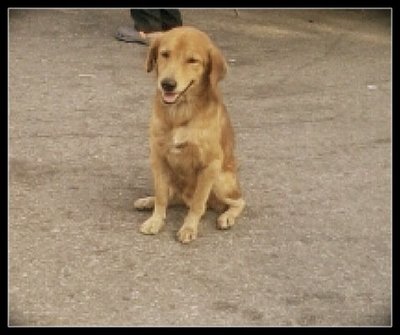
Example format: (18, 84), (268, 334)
(153, 125), (203, 174)
(166, 126), (201, 169)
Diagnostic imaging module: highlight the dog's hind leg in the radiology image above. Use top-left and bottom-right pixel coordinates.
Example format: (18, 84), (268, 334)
(216, 197), (245, 229)
(134, 189), (183, 211)
(212, 172), (245, 230)
(134, 196), (155, 211)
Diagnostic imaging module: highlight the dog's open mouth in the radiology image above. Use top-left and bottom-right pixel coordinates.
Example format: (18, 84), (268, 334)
(162, 80), (194, 104)
(162, 92), (179, 104)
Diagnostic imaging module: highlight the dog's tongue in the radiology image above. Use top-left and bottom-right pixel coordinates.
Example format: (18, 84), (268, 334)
(163, 92), (178, 104)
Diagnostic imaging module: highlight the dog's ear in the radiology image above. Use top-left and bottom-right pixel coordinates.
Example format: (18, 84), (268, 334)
(146, 37), (161, 73)
(208, 45), (228, 89)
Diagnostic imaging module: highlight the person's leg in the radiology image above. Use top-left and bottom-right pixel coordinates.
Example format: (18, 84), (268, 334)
(130, 9), (164, 33)
(143, 10), (182, 42)
(116, 9), (182, 44)
(159, 9), (182, 31)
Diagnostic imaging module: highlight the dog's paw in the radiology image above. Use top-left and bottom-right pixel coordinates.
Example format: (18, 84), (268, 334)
(217, 213), (236, 230)
(140, 216), (165, 235)
(134, 197), (155, 211)
(177, 225), (198, 243)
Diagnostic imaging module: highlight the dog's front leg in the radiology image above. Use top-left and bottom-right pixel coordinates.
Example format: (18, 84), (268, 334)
(177, 160), (221, 243)
(140, 162), (169, 235)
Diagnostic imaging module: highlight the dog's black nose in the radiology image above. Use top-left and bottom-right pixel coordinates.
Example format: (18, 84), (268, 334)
(161, 78), (177, 92)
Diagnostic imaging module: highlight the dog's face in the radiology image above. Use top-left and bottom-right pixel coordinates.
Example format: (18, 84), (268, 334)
(146, 27), (227, 105)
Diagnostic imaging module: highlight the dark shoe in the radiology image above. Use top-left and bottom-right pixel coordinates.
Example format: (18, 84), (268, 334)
(115, 26), (148, 45)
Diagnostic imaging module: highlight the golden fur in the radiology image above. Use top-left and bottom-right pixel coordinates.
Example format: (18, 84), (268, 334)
(134, 26), (245, 243)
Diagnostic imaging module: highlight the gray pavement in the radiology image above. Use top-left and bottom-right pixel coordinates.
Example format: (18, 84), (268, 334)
(9, 9), (391, 326)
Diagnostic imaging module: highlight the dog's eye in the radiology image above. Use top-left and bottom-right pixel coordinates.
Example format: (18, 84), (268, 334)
(160, 50), (170, 58)
(187, 57), (199, 64)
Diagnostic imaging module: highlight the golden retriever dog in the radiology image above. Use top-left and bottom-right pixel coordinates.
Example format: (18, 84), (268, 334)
(134, 26), (245, 243)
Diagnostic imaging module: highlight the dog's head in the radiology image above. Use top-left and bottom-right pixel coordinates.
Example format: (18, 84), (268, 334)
(146, 26), (227, 105)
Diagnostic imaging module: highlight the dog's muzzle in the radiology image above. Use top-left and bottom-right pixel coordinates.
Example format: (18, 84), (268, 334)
(160, 79), (194, 104)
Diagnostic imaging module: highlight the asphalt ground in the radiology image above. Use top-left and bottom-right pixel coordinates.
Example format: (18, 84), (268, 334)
(8, 9), (391, 326)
